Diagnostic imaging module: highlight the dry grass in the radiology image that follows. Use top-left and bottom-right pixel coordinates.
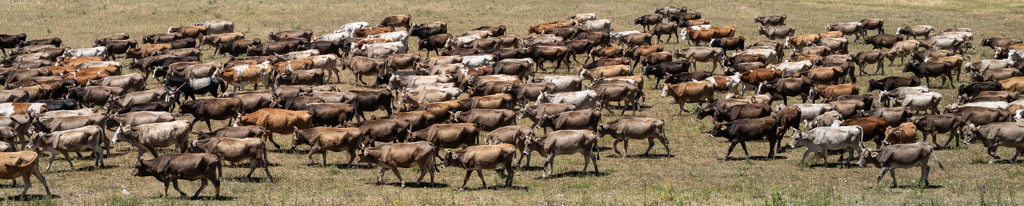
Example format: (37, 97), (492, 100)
(2, 0), (1024, 204)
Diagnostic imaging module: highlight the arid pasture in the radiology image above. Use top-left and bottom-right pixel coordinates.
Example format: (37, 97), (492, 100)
(2, 0), (1024, 204)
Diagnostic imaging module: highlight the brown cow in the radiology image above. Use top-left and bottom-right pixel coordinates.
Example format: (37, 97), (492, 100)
(238, 108), (312, 149)
(378, 14), (412, 30)
(0, 151), (52, 198)
(662, 80), (715, 114)
(132, 153), (221, 198)
(842, 117), (888, 148)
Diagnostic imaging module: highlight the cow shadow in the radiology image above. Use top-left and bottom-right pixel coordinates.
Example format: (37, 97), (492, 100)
(374, 182), (450, 188)
(225, 176), (272, 183)
(463, 185), (530, 191)
(336, 163), (375, 169)
(723, 156), (787, 161)
(594, 146), (613, 152)
(224, 162), (282, 168)
(171, 196), (236, 201)
(970, 159), (1021, 164)
(624, 154), (674, 159)
(536, 171), (609, 179)
(808, 162), (859, 168)
(48, 165), (118, 174)
(880, 184), (943, 189)
(515, 165), (545, 171)
(2, 194), (60, 201)
(270, 149), (306, 154)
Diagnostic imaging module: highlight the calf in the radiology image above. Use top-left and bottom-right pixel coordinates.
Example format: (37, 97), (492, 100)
(132, 153), (221, 198)
(354, 141), (436, 187)
(441, 144), (517, 189)
(524, 130), (599, 177)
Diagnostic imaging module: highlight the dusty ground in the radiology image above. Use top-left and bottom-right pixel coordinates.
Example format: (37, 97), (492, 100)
(1, 0), (1024, 204)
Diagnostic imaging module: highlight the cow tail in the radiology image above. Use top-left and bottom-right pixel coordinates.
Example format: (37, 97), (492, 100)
(931, 149), (945, 170)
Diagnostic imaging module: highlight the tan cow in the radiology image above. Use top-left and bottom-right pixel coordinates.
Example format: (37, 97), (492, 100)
(0, 151), (52, 198)
(113, 120), (193, 159)
(662, 81), (715, 114)
(291, 127), (363, 166)
(354, 141), (436, 187)
(441, 144), (517, 189)
(884, 122), (918, 145)
(598, 117), (670, 156)
(27, 125), (105, 171)
(524, 130), (599, 178)
(238, 108), (312, 149)
(485, 125), (534, 166)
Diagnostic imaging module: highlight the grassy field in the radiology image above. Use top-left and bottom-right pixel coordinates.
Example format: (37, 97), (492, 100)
(3, 0), (1024, 204)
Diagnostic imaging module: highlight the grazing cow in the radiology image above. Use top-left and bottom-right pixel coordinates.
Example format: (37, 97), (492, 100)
(354, 141), (436, 187)
(598, 117), (669, 156)
(884, 122), (918, 145)
(441, 144), (517, 189)
(857, 142), (943, 187)
(709, 116), (782, 159)
(788, 125), (863, 167)
(0, 151), (52, 198)
(114, 120), (193, 159)
(132, 153), (221, 198)
(27, 125), (105, 171)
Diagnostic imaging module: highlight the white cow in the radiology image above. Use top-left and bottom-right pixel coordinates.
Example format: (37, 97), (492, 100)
(62, 46), (107, 58)
(789, 125), (864, 166)
(334, 22), (369, 35)
(536, 90), (597, 109)
(461, 54), (495, 68)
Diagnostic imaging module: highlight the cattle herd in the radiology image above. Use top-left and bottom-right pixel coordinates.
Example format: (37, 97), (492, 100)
(0, 4), (1022, 200)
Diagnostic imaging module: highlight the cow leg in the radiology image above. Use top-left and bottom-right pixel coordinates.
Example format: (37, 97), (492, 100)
(391, 168), (405, 187)
(45, 152), (55, 171)
(192, 178), (208, 199)
(172, 180), (188, 197)
(505, 165), (514, 187)
(889, 168), (898, 188)
(612, 139), (622, 156)
(377, 168), (387, 184)
(95, 145), (105, 167)
(477, 169), (487, 188)
(460, 170), (472, 189)
(876, 167), (889, 186)
(739, 141), (750, 158)
(768, 138), (778, 158)
(622, 139), (630, 156)
(800, 150), (811, 164)
(581, 151), (591, 174)
(643, 138), (656, 156)
(268, 134), (281, 149)
(920, 164), (930, 186)
(590, 150), (599, 173)
(724, 142), (739, 160)
(205, 120), (214, 132)
(1012, 148), (1023, 163)
(322, 150), (329, 166)
(18, 173), (30, 198)
(544, 153), (556, 177)
(820, 151), (829, 168)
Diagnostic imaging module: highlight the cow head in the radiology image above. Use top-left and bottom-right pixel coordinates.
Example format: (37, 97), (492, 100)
(695, 105), (715, 121)
(787, 128), (808, 148)
(961, 123), (981, 145)
(856, 148), (880, 167)
(25, 132), (47, 150)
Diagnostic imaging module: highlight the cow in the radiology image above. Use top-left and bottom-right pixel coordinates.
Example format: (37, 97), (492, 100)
(842, 117), (888, 148)
(27, 125), (105, 171)
(861, 107), (914, 128)
(354, 141), (436, 187)
(289, 127), (362, 166)
(132, 153), (221, 198)
(633, 14), (663, 31)
(0, 33), (27, 56)
(196, 126), (266, 140)
(757, 26), (795, 40)
(753, 14), (787, 26)
(857, 142), (943, 187)
(757, 77), (812, 105)
(237, 108), (312, 149)
(662, 81), (714, 114)
(0, 151), (52, 198)
(868, 76), (920, 92)
(891, 91), (943, 115)
(533, 109), (601, 132)
(788, 125), (864, 167)
(864, 34), (903, 49)
(113, 120), (193, 159)
(110, 111), (176, 129)
(963, 122), (1024, 164)
(179, 98), (242, 132)
(441, 144), (516, 189)
(484, 125), (534, 166)
(0, 102), (47, 117)
(674, 47), (724, 74)
(808, 83), (859, 102)
(598, 117), (669, 157)
(708, 115), (782, 159)
(802, 111), (843, 131)
(903, 60), (954, 88)
(896, 25), (934, 39)
(524, 130), (599, 177)
(884, 122), (918, 145)
(378, 14), (412, 30)
(452, 109), (516, 131)
(913, 114), (962, 147)
(408, 123), (479, 156)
